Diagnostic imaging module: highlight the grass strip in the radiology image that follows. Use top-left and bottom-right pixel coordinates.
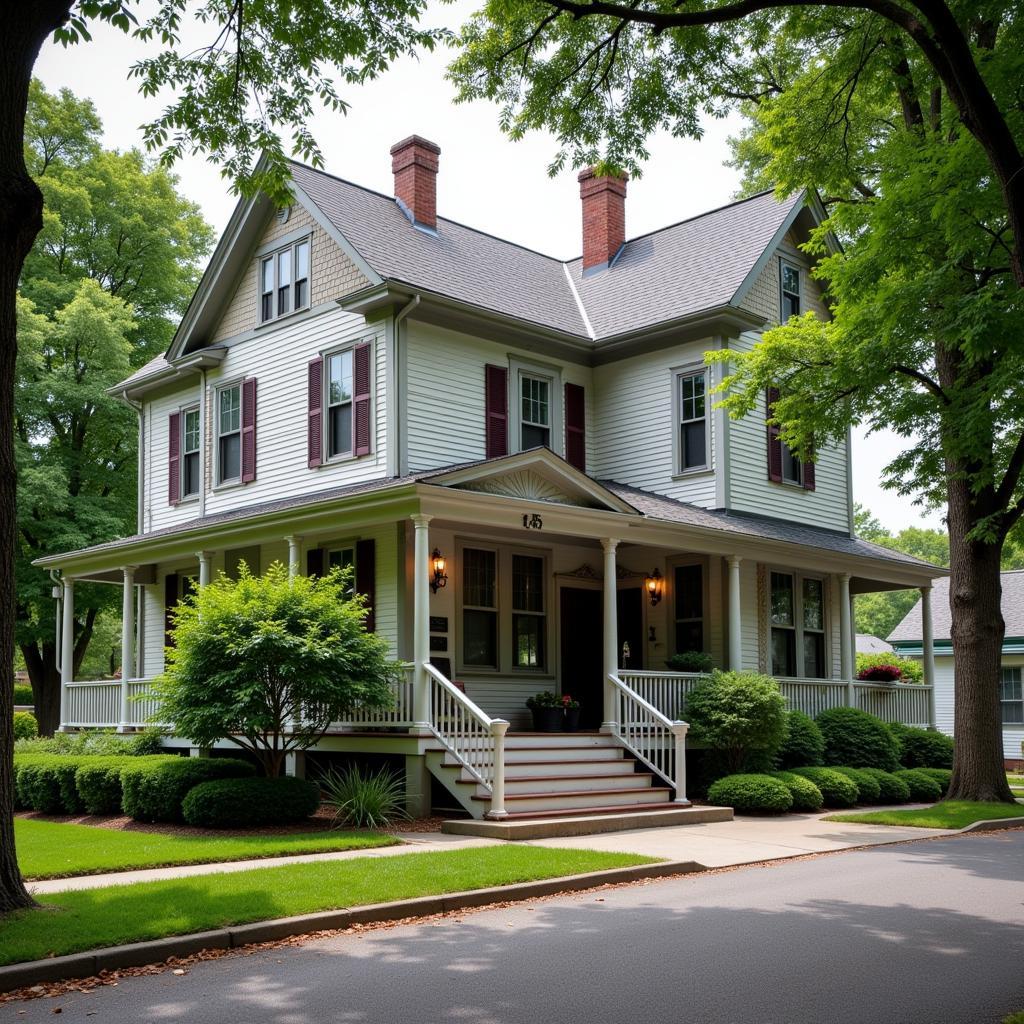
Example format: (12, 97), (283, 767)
(4, 846), (657, 966)
(16, 818), (397, 880)
(826, 800), (1024, 830)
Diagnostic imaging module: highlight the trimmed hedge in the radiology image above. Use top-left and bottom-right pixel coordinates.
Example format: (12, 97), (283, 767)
(915, 767), (952, 794)
(831, 767), (882, 803)
(894, 768), (943, 802)
(707, 773), (793, 813)
(789, 766), (859, 808)
(182, 776), (322, 828)
(776, 711), (825, 770)
(121, 756), (256, 822)
(894, 727), (954, 770)
(14, 755), (86, 814)
(13, 712), (38, 741)
(816, 707), (900, 772)
(770, 770), (824, 812)
(13, 683), (33, 705)
(14, 729), (166, 757)
(857, 767), (912, 803)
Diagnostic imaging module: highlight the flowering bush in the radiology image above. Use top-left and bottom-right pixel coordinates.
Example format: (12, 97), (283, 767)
(855, 653), (924, 683)
(526, 690), (561, 709)
(856, 663), (903, 683)
(560, 694), (580, 710)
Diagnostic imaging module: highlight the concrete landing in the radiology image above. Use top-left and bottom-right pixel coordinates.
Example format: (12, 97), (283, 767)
(442, 804), (734, 840)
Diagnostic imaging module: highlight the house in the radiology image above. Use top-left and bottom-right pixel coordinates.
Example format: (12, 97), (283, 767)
(35, 136), (944, 825)
(856, 634), (895, 655)
(890, 571), (1024, 769)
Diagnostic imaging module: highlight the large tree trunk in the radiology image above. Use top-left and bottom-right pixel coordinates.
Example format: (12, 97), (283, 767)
(21, 641), (60, 737)
(0, 1), (75, 915)
(945, 477), (1016, 803)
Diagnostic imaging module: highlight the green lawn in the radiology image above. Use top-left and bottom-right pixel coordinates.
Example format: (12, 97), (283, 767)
(16, 818), (398, 880)
(826, 801), (1024, 830)
(3, 846), (656, 966)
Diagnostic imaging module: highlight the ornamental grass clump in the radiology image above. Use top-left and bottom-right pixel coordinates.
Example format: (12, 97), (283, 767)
(707, 773), (793, 814)
(322, 765), (411, 829)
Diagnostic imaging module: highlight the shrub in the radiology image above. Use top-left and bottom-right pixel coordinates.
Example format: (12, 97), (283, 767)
(776, 711), (825, 769)
(857, 767), (912, 803)
(816, 707), (900, 772)
(855, 653), (923, 684)
(666, 651), (714, 673)
(686, 671), (787, 774)
(73, 756), (178, 816)
(13, 755), (86, 814)
(894, 768), (943, 802)
(13, 730), (162, 757)
(770, 771), (824, 811)
(13, 684), (33, 705)
(707, 773), (793, 814)
(182, 776), (322, 828)
(915, 767), (952, 794)
(13, 712), (38, 741)
(322, 765), (411, 829)
(831, 766), (882, 803)
(894, 727), (954, 770)
(121, 756), (255, 822)
(789, 766), (859, 807)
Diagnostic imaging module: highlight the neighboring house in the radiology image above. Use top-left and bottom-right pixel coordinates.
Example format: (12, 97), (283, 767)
(856, 634), (894, 655)
(36, 136), (944, 823)
(890, 572), (1024, 768)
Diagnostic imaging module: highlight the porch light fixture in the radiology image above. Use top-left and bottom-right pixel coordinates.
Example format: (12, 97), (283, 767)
(430, 548), (448, 593)
(645, 568), (663, 606)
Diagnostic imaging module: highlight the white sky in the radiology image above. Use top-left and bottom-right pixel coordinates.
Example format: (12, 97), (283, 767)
(33, 4), (941, 534)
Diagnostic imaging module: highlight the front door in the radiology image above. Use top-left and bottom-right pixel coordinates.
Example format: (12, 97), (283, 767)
(560, 587), (603, 728)
(617, 587), (645, 671)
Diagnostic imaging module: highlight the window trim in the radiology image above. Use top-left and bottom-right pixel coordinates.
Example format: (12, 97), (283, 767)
(458, 542), (501, 673)
(671, 363), (712, 478)
(257, 234), (312, 326)
(780, 258), (801, 321)
(1000, 665), (1024, 725)
(324, 345), (356, 462)
(508, 357), (563, 457)
(669, 556), (709, 655)
(179, 403), (201, 502)
(768, 568), (830, 680)
(213, 380), (243, 489)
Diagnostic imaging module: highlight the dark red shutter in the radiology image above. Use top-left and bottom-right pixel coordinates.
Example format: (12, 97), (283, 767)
(240, 377), (257, 482)
(306, 548), (324, 578)
(164, 573), (179, 650)
(485, 364), (508, 458)
(564, 382), (586, 471)
(168, 412), (181, 505)
(802, 441), (816, 491)
(766, 387), (783, 483)
(356, 538), (376, 632)
(353, 343), (371, 457)
(307, 356), (323, 468)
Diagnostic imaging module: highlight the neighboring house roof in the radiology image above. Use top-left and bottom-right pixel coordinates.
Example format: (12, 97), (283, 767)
(857, 634), (895, 654)
(889, 571), (1024, 643)
(116, 353), (172, 391)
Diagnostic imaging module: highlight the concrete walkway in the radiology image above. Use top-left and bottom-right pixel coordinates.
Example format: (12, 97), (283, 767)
(27, 808), (951, 895)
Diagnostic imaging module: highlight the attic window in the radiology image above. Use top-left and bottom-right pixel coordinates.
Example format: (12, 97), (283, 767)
(781, 262), (801, 320)
(259, 237), (310, 323)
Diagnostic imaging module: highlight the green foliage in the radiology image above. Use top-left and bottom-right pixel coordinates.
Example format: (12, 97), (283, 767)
(13, 684), (33, 705)
(120, 757), (255, 823)
(14, 729), (164, 757)
(831, 766), (882, 804)
(789, 767), (859, 808)
(182, 777), (322, 828)
(14, 755), (88, 814)
(72, 757), (140, 816)
(916, 767), (953, 795)
(526, 690), (561, 709)
(770, 771), (824, 812)
(775, 710), (824, 769)
(13, 712), (38, 741)
(857, 767), (912, 804)
(894, 769), (944, 802)
(684, 671), (787, 774)
(322, 766), (412, 830)
(856, 653), (924, 684)
(894, 727), (955, 770)
(707, 773), (793, 814)
(816, 707), (901, 773)
(665, 651), (714, 673)
(156, 564), (401, 777)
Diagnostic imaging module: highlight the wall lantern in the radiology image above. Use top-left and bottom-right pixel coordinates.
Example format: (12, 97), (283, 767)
(645, 568), (663, 607)
(430, 548), (449, 593)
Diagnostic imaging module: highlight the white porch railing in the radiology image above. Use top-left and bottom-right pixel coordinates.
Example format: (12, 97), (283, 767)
(610, 673), (689, 802)
(65, 680), (121, 728)
(617, 671), (706, 721)
(854, 681), (932, 727)
(329, 666), (416, 730)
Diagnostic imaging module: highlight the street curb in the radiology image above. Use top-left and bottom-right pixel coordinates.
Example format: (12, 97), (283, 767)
(0, 859), (703, 993)
(957, 815), (1024, 834)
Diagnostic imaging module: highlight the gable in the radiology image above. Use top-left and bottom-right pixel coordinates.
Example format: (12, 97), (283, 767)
(737, 233), (830, 324)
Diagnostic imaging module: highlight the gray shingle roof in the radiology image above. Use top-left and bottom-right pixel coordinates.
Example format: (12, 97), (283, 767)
(289, 162), (799, 342)
(117, 353), (172, 390)
(889, 570), (1024, 642)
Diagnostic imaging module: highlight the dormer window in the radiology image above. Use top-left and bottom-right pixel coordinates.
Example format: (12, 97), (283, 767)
(781, 262), (801, 320)
(259, 237), (310, 323)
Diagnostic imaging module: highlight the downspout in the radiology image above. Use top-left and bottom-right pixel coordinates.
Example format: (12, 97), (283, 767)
(393, 294), (420, 478)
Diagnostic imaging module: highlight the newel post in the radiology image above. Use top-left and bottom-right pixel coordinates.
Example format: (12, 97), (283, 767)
(671, 721), (690, 804)
(486, 718), (510, 819)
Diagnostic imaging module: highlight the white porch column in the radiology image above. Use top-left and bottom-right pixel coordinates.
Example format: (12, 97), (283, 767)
(285, 535), (302, 579)
(198, 551), (214, 587)
(921, 584), (937, 727)
(727, 556), (742, 670)
(601, 537), (619, 733)
(411, 514), (433, 732)
(119, 566), (136, 732)
(839, 573), (854, 705)
(59, 578), (75, 731)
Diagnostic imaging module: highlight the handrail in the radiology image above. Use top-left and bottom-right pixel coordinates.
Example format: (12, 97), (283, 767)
(609, 673), (689, 804)
(424, 662), (508, 818)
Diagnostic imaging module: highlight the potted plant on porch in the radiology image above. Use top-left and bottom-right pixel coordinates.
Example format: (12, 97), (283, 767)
(526, 691), (564, 732)
(561, 694), (581, 732)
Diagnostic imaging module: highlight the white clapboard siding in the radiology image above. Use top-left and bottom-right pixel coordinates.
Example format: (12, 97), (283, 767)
(590, 340), (718, 507)
(739, 558), (761, 671)
(146, 383), (204, 532)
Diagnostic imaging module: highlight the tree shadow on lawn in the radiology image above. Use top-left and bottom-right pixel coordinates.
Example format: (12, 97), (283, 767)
(12, 836), (1024, 1024)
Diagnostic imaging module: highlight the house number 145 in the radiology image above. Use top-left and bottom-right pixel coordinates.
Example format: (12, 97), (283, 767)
(522, 513), (543, 530)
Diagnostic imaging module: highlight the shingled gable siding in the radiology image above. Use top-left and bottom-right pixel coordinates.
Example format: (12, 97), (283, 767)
(404, 320), (592, 472)
(211, 201), (370, 345)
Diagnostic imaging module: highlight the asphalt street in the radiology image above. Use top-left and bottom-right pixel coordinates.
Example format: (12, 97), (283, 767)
(4, 830), (1023, 1024)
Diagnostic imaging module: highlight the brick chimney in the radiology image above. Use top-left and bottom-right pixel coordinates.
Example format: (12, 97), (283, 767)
(578, 167), (628, 271)
(391, 135), (441, 230)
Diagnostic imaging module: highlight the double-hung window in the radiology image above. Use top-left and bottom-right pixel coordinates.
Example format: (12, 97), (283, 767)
(781, 262), (801, 320)
(1000, 667), (1024, 724)
(259, 237), (311, 324)
(520, 375), (551, 449)
(512, 554), (546, 669)
(463, 548), (498, 669)
(677, 371), (708, 472)
(328, 545), (356, 597)
(327, 349), (353, 458)
(781, 442), (803, 485)
(673, 563), (705, 653)
(217, 384), (241, 484)
(770, 571), (827, 678)
(181, 407), (201, 499)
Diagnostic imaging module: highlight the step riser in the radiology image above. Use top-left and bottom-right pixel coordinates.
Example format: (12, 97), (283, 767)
(501, 760), (637, 779)
(486, 774), (653, 797)
(503, 747), (624, 763)
(485, 789), (671, 814)
(503, 735), (619, 750)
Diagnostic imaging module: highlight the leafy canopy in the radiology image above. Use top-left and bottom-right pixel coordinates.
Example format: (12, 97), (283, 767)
(154, 564), (401, 776)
